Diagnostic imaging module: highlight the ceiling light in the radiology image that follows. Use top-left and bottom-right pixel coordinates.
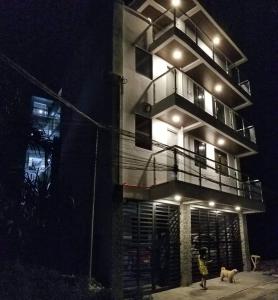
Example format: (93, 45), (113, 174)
(213, 36), (221, 45)
(172, 49), (182, 60)
(209, 201), (215, 207)
(235, 206), (241, 211)
(214, 84), (223, 93)
(172, 115), (181, 123)
(147, 17), (152, 23)
(217, 138), (225, 146)
(171, 0), (181, 7)
(174, 194), (182, 201)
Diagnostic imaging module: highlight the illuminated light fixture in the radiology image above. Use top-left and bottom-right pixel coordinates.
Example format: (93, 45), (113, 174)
(172, 114), (181, 123)
(171, 0), (181, 7)
(213, 36), (221, 45)
(217, 138), (225, 146)
(235, 206), (241, 211)
(199, 145), (205, 151)
(214, 84), (223, 93)
(38, 109), (43, 115)
(147, 17), (152, 23)
(174, 194), (182, 201)
(172, 49), (182, 60)
(198, 94), (203, 99)
(209, 201), (215, 207)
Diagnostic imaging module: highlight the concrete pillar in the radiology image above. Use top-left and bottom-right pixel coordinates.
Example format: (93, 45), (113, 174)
(239, 213), (251, 271)
(111, 191), (123, 300)
(180, 203), (192, 286)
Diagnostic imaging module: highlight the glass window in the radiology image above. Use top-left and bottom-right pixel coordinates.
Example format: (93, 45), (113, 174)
(33, 101), (48, 116)
(214, 149), (228, 176)
(135, 47), (153, 79)
(213, 98), (225, 124)
(193, 84), (205, 110)
(194, 140), (206, 169)
(135, 115), (152, 150)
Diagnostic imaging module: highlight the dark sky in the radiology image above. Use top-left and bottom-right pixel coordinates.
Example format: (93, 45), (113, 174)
(0, 0), (277, 244)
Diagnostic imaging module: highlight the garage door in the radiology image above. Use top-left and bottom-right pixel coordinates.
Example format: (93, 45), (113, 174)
(122, 201), (180, 299)
(191, 208), (243, 282)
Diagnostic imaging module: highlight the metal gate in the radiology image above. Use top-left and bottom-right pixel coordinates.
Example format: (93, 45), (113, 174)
(123, 201), (180, 299)
(191, 208), (243, 282)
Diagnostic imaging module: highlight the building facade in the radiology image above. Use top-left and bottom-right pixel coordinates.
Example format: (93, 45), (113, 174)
(58, 0), (264, 299)
(118, 0), (264, 298)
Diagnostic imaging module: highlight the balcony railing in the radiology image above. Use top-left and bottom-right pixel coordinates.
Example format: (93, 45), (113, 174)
(151, 145), (263, 203)
(142, 68), (256, 143)
(134, 6), (251, 93)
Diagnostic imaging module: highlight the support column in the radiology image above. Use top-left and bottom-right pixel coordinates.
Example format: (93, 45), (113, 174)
(180, 203), (192, 286)
(239, 213), (251, 271)
(111, 190), (123, 299)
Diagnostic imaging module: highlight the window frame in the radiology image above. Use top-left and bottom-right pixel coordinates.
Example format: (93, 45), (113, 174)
(194, 139), (207, 169)
(135, 114), (152, 150)
(135, 47), (153, 79)
(214, 148), (229, 176)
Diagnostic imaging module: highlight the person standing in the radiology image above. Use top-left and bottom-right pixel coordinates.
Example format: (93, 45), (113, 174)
(198, 247), (211, 290)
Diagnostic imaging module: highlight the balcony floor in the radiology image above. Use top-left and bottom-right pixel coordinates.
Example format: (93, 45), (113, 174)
(123, 180), (265, 214)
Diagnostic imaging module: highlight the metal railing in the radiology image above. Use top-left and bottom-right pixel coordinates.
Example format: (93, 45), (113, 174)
(134, 6), (251, 93)
(141, 67), (256, 143)
(152, 145), (263, 202)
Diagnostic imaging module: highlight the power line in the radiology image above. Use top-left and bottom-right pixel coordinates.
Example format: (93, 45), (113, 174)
(0, 51), (105, 129)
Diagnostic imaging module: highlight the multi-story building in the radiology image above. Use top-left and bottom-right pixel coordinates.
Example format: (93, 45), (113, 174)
(60, 0), (264, 299)
(119, 0), (264, 298)
(25, 96), (61, 181)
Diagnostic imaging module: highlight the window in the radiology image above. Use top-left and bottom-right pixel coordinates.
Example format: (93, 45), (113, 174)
(194, 140), (206, 169)
(214, 149), (228, 176)
(213, 98), (225, 124)
(194, 84), (205, 110)
(135, 47), (153, 79)
(135, 115), (152, 150)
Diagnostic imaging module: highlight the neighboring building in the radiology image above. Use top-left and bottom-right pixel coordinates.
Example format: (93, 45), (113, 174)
(60, 0), (264, 299)
(25, 96), (61, 181)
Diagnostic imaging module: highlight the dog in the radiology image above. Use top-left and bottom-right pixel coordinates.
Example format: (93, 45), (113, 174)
(220, 267), (238, 283)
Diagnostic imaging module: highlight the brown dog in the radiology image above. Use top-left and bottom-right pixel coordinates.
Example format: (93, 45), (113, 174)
(220, 267), (238, 283)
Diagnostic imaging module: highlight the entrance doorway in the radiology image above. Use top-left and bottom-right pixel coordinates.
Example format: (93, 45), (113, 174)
(191, 208), (243, 281)
(122, 201), (180, 299)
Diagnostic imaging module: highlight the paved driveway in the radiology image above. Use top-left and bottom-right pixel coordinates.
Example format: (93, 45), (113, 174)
(152, 272), (278, 300)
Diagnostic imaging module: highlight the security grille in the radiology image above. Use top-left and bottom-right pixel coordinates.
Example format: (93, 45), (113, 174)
(191, 208), (243, 282)
(123, 201), (180, 299)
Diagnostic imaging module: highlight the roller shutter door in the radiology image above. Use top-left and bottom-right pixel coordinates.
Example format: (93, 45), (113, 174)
(123, 201), (180, 299)
(191, 208), (243, 282)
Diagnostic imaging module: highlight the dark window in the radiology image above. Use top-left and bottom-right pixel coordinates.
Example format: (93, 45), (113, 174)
(193, 84), (205, 110)
(135, 47), (153, 79)
(135, 115), (152, 150)
(215, 149), (228, 176)
(194, 140), (206, 169)
(213, 98), (225, 124)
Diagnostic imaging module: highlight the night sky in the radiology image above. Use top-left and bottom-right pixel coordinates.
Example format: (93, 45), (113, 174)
(0, 1), (277, 256)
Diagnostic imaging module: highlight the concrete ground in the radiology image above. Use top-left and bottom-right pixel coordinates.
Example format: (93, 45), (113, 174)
(152, 272), (278, 300)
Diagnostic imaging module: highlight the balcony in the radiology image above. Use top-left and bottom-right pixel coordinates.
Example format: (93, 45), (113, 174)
(138, 68), (257, 156)
(133, 4), (251, 108)
(123, 145), (264, 213)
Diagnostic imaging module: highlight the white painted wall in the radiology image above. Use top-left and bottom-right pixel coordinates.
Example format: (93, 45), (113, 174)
(121, 8), (241, 196)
